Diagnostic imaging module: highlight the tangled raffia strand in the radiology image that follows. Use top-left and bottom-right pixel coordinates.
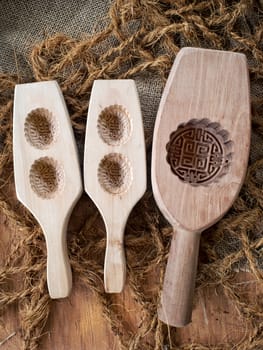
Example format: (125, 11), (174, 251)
(1, 0), (263, 349)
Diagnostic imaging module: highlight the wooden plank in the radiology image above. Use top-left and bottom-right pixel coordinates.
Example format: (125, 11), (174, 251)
(0, 207), (261, 349)
(84, 80), (146, 293)
(152, 48), (250, 327)
(13, 81), (83, 299)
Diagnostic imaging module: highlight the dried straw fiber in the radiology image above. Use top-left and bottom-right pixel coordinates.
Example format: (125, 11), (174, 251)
(0, 0), (263, 349)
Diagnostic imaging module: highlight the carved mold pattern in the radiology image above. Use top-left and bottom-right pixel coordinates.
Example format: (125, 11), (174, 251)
(166, 119), (233, 186)
(29, 157), (65, 199)
(98, 153), (133, 194)
(24, 108), (58, 149)
(97, 105), (131, 146)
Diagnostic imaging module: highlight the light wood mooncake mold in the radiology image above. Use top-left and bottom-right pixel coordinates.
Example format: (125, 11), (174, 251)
(152, 48), (250, 327)
(84, 80), (146, 293)
(13, 81), (82, 299)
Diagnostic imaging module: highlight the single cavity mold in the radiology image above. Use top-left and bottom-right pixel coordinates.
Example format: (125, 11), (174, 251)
(24, 108), (57, 149)
(97, 105), (131, 146)
(166, 118), (233, 186)
(29, 157), (64, 199)
(98, 153), (132, 194)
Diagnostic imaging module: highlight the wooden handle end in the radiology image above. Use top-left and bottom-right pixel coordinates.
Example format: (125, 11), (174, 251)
(46, 230), (72, 299)
(158, 227), (201, 327)
(104, 240), (126, 293)
(158, 300), (192, 327)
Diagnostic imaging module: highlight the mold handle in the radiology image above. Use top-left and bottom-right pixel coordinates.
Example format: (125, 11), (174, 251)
(158, 227), (201, 327)
(44, 221), (72, 299)
(104, 221), (126, 293)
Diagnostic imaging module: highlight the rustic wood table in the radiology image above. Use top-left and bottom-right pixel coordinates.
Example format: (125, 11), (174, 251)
(0, 206), (260, 349)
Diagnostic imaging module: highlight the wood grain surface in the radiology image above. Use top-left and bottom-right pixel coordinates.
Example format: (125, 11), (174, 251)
(0, 55), (256, 348)
(13, 81), (83, 299)
(152, 48), (250, 231)
(0, 210), (261, 349)
(152, 48), (250, 327)
(84, 80), (146, 294)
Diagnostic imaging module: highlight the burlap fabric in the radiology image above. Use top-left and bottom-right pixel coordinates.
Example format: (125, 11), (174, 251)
(0, 0), (263, 349)
(0, 1), (110, 72)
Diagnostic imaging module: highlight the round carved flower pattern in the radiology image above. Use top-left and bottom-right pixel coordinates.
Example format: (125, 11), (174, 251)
(166, 119), (232, 186)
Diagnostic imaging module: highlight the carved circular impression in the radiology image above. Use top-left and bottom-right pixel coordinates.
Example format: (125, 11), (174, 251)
(24, 108), (57, 149)
(97, 105), (131, 146)
(98, 153), (132, 194)
(29, 157), (65, 199)
(166, 119), (233, 186)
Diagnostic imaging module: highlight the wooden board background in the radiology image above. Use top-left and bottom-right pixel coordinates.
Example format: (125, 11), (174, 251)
(0, 202), (261, 349)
